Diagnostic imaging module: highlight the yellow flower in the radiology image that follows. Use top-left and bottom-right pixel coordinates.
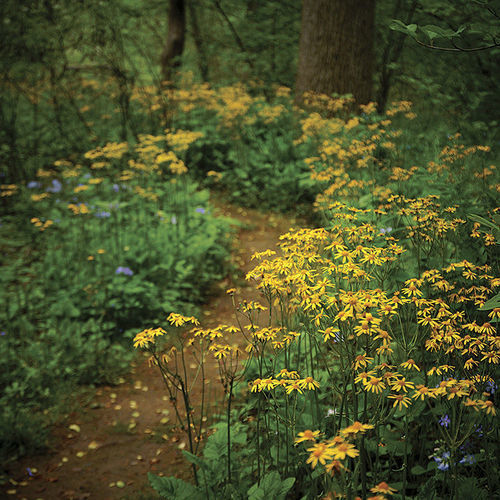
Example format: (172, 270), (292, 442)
(285, 380), (304, 394)
(355, 370), (375, 385)
(370, 482), (397, 495)
(250, 379), (262, 393)
(481, 351), (499, 364)
(259, 378), (278, 391)
(364, 377), (386, 394)
(400, 359), (421, 371)
(331, 442), (359, 460)
(353, 354), (374, 370)
(390, 377), (415, 393)
(295, 430), (321, 443)
(388, 393), (412, 411)
(167, 312), (199, 327)
(298, 376), (320, 391)
(412, 385), (436, 401)
(478, 399), (496, 416)
(340, 421), (374, 437)
(306, 442), (335, 468)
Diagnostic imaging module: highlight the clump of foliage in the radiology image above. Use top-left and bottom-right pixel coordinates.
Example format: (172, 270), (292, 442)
(0, 130), (233, 463)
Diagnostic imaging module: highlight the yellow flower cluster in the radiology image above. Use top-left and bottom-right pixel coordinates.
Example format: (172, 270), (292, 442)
(297, 422), (373, 470)
(30, 217), (53, 231)
(1, 184), (18, 197)
(165, 129), (203, 154)
(84, 142), (129, 160)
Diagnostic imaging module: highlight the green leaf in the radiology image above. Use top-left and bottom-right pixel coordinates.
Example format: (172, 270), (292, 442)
(182, 450), (210, 472)
(148, 473), (204, 500)
(479, 292), (500, 311)
(248, 471), (295, 500)
(389, 20), (418, 39)
(411, 464), (427, 475)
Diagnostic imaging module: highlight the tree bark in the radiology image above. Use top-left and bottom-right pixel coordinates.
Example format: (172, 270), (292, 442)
(295, 0), (375, 104)
(161, 0), (186, 84)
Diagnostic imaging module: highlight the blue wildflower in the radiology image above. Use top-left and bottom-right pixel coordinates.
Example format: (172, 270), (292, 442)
(380, 227), (393, 234)
(95, 211), (111, 218)
(171, 216), (177, 224)
(459, 454), (476, 466)
(439, 414), (451, 428)
(46, 179), (62, 193)
(485, 380), (497, 395)
(27, 181), (41, 189)
(115, 266), (133, 276)
(434, 451), (451, 471)
(195, 207), (206, 214)
(112, 184), (120, 192)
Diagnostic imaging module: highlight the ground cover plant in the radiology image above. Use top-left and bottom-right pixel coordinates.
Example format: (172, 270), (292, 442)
(0, 129), (233, 463)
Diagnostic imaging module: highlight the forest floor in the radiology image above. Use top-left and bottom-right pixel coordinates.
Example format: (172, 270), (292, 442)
(2, 201), (299, 500)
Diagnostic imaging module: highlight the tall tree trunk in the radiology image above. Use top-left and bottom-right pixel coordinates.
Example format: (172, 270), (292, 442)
(295, 0), (375, 104)
(161, 0), (186, 84)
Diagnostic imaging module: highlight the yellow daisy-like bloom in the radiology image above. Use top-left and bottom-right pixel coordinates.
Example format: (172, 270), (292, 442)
(325, 459), (345, 476)
(400, 359), (421, 371)
(388, 393), (412, 411)
(353, 353), (374, 370)
(412, 385), (436, 401)
(481, 351), (499, 364)
(259, 378), (278, 391)
(250, 379), (262, 392)
(331, 442), (359, 460)
(298, 376), (320, 391)
(306, 442), (335, 468)
(370, 481), (397, 495)
(295, 429), (321, 443)
(167, 312), (200, 327)
(390, 377), (415, 393)
(133, 327), (166, 349)
(285, 380), (304, 394)
(340, 421), (374, 437)
(463, 397), (479, 410)
(364, 377), (386, 394)
(355, 370), (375, 385)
(478, 399), (496, 416)
(447, 385), (469, 400)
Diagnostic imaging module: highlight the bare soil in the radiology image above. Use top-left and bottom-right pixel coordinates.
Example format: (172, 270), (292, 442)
(2, 202), (299, 500)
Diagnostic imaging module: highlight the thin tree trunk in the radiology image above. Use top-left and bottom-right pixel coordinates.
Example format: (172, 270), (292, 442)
(187, 2), (209, 81)
(295, 0), (375, 104)
(161, 0), (186, 85)
(376, 0), (418, 112)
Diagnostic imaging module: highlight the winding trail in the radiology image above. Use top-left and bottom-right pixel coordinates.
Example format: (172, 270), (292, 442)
(2, 202), (299, 500)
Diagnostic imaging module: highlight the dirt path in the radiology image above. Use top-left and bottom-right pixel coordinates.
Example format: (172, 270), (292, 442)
(2, 202), (298, 500)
